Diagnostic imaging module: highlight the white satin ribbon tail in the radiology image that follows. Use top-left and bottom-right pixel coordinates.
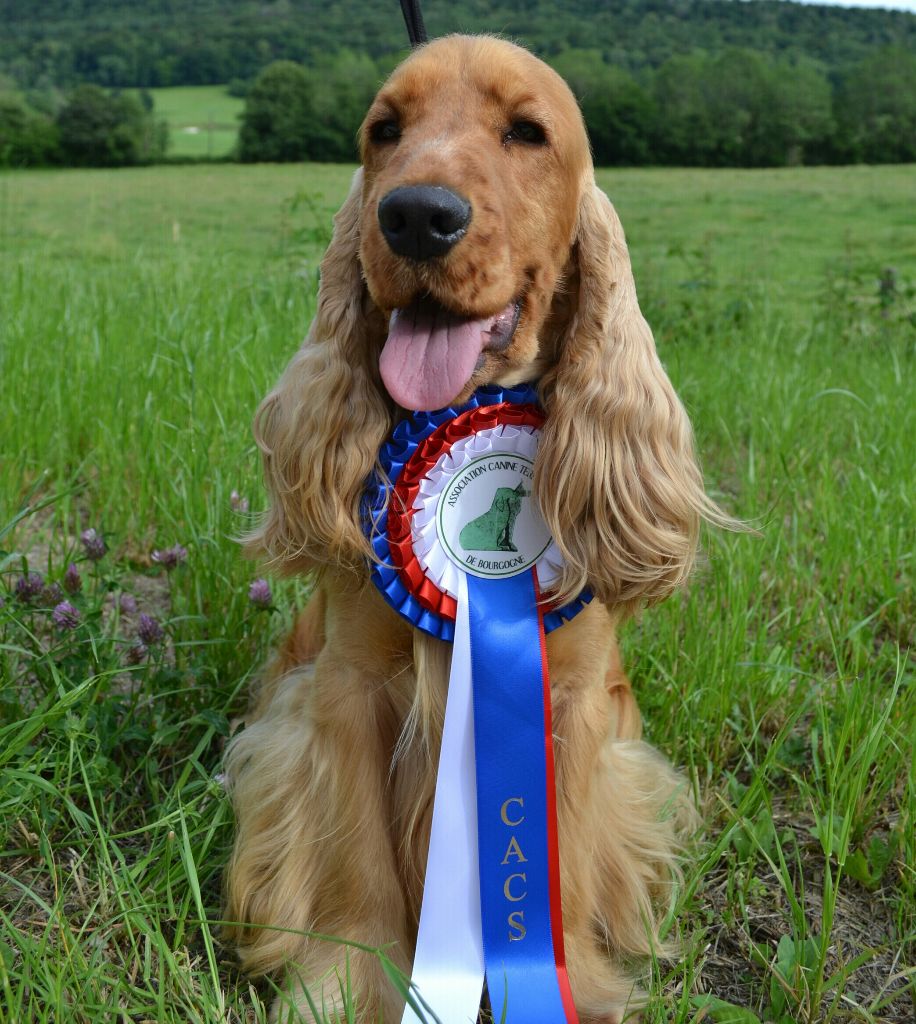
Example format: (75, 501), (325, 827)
(400, 571), (484, 1024)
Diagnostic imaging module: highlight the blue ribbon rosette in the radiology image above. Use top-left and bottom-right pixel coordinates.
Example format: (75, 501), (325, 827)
(363, 384), (589, 1024)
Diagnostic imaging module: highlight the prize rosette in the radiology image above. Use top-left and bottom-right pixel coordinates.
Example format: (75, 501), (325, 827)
(363, 384), (585, 1024)
(363, 382), (590, 641)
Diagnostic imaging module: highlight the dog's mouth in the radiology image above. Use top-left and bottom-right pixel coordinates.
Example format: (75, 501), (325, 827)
(379, 295), (522, 411)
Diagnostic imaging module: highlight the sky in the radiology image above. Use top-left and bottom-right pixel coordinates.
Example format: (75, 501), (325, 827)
(796, 0), (916, 10)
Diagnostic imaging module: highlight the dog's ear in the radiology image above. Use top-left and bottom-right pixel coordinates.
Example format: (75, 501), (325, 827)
(247, 169), (392, 574)
(536, 182), (728, 609)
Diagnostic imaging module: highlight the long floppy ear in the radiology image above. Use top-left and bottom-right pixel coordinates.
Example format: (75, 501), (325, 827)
(247, 169), (392, 574)
(537, 181), (731, 610)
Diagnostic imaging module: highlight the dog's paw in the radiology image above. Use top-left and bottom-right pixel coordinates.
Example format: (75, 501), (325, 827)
(270, 974), (348, 1024)
(270, 961), (396, 1024)
(577, 999), (638, 1024)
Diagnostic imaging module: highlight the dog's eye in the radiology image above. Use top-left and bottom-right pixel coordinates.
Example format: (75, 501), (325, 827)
(369, 119), (401, 144)
(504, 120), (547, 146)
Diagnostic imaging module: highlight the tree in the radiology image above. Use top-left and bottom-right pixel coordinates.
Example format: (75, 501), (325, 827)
(551, 50), (655, 165)
(652, 49), (833, 167)
(0, 91), (58, 166)
(56, 84), (165, 166)
(835, 48), (916, 163)
(651, 54), (717, 165)
(238, 61), (313, 162)
(773, 58), (834, 165)
(307, 49), (382, 162)
(239, 54), (381, 163)
(701, 50), (776, 167)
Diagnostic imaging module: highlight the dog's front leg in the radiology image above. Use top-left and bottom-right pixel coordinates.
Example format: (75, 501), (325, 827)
(545, 606), (694, 1023)
(226, 582), (413, 1023)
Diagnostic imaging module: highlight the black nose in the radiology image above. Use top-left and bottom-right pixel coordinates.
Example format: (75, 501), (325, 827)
(378, 185), (472, 261)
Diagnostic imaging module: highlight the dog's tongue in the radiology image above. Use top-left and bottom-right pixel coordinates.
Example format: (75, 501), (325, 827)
(380, 297), (489, 411)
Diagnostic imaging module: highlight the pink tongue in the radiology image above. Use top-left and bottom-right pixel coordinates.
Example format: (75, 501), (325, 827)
(380, 297), (489, 411)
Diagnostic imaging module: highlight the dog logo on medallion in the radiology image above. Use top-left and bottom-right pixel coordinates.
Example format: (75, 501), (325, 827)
(436, 453), (551, 579)
(459, 482), (529, 552)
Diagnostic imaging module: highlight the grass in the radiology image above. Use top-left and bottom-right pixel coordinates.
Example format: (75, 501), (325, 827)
(146, 86), (245, 158)
(0, 162), (914, 1023)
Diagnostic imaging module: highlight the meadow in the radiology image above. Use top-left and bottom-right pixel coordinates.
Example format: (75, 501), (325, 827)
(0, 162), (913, 1023)
(147, 86), (245, 158)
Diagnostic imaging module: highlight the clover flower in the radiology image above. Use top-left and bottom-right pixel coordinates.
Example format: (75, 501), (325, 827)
(118, 592), (137, 614)
(151, 544), (188, 570)
(42, 582), (64, 605)
(248, 578), (272, 609)
(63, 563), (82, 595)
(52, 601), (81, 630)
(81, 528), (107, 561)
(137, 613), (164, 645)
(125, 643), (149, 665)
(230, 490), (250, 514)
(14, 572), (44, 604)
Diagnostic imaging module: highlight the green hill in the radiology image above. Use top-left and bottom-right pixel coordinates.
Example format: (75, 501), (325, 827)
(2, 0), (914, 88)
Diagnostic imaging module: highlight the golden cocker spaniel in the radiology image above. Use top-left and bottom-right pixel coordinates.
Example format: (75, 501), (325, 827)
(225, 35), (728, 1024)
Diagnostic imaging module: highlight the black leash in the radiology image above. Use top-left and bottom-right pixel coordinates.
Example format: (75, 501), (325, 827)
(399, 0), (428, 46)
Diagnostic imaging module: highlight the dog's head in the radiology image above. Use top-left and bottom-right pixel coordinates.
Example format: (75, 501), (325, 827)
(252, 36), (728, 608)
(359, 35), (589, 411)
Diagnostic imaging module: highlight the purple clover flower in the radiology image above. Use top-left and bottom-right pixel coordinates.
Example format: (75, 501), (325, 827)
(52, 601), (81, 630)
(81, 528), (107, 561)
(137, 613), (165, 645)
(63, 563), (82, 595)
(42, 582), (64, 605)
(14, 572), (44, 604)
(230, 490), (250, 514)
(248, 578), (272, 609)
(151, 544), (188, 570)
(118, 592), (138, 614)
(125, 642), (149, 665)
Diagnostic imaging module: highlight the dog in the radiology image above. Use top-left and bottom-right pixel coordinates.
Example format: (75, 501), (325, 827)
(225, 34), (729, 1024)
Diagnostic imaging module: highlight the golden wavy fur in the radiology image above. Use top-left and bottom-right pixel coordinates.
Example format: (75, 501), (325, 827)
(225, 35), (728, 1023)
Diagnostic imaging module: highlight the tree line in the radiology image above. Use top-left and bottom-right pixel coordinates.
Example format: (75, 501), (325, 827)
(211, 42), (916, 168)
(4, 43), (915, 169)
(0, 86), (166, 167)
(1, 0), (914, 168)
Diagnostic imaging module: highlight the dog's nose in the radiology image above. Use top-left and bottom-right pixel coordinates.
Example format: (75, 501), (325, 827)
(378, 185), (472, 261)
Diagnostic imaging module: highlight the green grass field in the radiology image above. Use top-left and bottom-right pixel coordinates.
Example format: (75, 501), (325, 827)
(0, 162), (913, 1023)
(147, 85), (245, 158)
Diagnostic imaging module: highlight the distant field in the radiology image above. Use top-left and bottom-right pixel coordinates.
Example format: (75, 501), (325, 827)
(147, 85), (244, 158)
(1, 163), (913, 1023)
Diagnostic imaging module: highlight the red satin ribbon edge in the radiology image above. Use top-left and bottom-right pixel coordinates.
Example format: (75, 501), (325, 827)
(533, 567), (579, 1024)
